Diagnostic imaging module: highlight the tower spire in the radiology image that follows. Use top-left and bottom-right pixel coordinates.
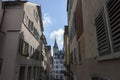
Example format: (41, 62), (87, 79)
(53, 38), (58, 49)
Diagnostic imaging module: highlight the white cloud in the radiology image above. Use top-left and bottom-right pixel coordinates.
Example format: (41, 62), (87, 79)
(50, 28), (64, 48)
(43, 13), (52, 27)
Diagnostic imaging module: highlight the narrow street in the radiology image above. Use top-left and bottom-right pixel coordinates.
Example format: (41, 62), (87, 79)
(0, 0), (120, 80)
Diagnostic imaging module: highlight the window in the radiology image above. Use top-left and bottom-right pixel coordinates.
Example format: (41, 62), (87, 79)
(0, 59), (2, 74)
(70, 51), (73, 64)
(95, 0), (120, 60)
(69, 27), (72, 42)
(19, 39), (24, 54)
(61, 66), (63, 69)
(34, 9), (39, 23)
(32, 50), (40, 60)
(56, 70), (58, 73)
(70, 49), (77, 64)
(27, 66), (31, 80)
(33, 27), (39, 39)
(56, 61), (58, 64)
(40, 53), (44, 61)
(106, 0), (120, 52)
(28, 45), (33, 57)
(56, 75), (58, 79)
(19, 66), (26, 80)
(72, 14), (76, 33)
(28, 19), (34, 31)
(67, 0), (73, 20)
(23, 41), (29, 56)
(56, 65), (59, 68)
(23, 11), (29, 26)
(33, 67), (36, 80)
(73, 48), (77, 64)
(60, 61), (63, 64)
(69, 14), (76, 43)
(36, 67), (39, 79)
(60, 76), (63, 79)
(95, 8), (111, 56)
(78, 41), (81, 62)
(19, 39), (29, 56)
(75, 0), (83, 40)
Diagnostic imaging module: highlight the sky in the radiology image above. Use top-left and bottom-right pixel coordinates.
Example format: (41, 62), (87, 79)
(28, 0), (67, 53)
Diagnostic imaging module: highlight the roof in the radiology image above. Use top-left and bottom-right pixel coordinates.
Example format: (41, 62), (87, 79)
(3, 1), (27, 6)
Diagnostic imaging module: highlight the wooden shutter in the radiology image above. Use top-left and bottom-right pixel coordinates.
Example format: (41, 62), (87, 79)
(106, 0), (120, 52)
(95, 8), (111, 56)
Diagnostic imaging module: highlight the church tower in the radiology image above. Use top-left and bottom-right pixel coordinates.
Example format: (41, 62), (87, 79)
(53, 39), (58, 54)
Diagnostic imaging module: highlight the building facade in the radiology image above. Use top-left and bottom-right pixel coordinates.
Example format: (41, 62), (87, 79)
(0, 0), (3, 77)
(40, 34), (48, 80)
(66, 0), (120, 80)
(63, 25), (71, 80)
(45, 45), (53, 80)
(0, 1), (46, 80)
(52, 39), (65, 80)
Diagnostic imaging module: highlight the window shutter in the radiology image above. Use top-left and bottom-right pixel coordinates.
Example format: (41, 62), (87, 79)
(106, 0), (120, 52)
(28, 45), (32, 56)
(30, 46), (33, 56)
(21, 41), (29, 56)
(95, 8), (111, 56)
(19, 39), (23, 54)
(24, 42), (29, 56)
(28, 19), (33, 31)
(23, 11), (28, 27)
(74, 48), (77, 64)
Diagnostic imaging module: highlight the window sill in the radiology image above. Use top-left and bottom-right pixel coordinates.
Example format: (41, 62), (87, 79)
(96, 52), (120, 61)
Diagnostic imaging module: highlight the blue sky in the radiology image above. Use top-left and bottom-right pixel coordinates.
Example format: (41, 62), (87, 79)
(29, 0), (67, 51)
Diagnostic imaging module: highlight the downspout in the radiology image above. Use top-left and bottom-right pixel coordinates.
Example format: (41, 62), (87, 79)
(0, 2), (6, 34)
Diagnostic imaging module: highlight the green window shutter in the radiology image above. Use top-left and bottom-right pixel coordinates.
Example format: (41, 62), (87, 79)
(106, 0), (120, 52)
(95, 8), (111, 56)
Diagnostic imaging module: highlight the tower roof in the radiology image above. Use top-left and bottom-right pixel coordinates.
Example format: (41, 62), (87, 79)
(53, 39), (58, 49)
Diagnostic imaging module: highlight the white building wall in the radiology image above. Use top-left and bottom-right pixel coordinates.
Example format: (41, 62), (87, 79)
(0, 1), (43, 80)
